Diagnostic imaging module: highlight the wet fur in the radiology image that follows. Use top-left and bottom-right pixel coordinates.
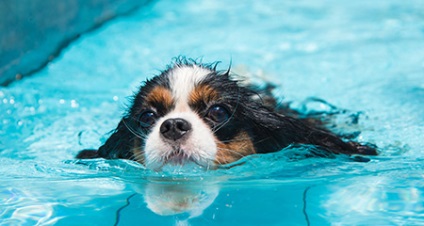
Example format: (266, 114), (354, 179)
(77, 59), (377, 163)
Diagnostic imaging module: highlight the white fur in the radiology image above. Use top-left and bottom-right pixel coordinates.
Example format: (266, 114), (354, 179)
(168, 64), (212, 110)
(143, 65), (217, 170)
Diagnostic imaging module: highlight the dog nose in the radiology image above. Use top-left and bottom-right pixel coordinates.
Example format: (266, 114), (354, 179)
(160, 118), (192, 141)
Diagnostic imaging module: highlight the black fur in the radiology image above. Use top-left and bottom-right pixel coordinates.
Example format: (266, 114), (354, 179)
(77, 58), (377, 163)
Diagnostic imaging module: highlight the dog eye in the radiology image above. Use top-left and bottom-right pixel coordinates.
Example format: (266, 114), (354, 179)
(207, 105), (230, 123)
(138, 110), (157, 127)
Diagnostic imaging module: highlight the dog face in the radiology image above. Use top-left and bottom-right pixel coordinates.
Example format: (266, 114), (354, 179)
(126, 63), (258, 170)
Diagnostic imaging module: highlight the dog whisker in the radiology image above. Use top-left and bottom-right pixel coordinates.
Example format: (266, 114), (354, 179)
(217, 147), (248, 158)
(122, 119), (146, 139)
(211, 89), (241, 134)
(218, 137), (254, 143)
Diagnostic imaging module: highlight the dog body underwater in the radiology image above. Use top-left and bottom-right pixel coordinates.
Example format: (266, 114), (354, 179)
(77, 59), (377, 170)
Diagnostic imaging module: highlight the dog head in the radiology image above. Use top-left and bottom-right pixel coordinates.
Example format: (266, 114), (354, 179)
(80, 59), (377, 170)
(123, 60), (268, 170)
(96, 59), (317, 171)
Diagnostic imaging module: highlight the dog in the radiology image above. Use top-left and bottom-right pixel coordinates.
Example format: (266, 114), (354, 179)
(77, 58), (377, 170)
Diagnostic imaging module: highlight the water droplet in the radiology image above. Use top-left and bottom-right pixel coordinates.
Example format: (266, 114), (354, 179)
(278, 42), (291, 50)
(303, 43), (318, 52)
(71, 100), (79, 108)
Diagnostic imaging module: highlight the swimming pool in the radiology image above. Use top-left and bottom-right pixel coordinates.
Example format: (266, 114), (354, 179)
(1, 0), (424, 225)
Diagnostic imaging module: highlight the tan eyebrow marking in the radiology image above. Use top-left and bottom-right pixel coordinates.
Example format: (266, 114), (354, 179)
(188, 84), (220, 106)
(145, 86), (174, 112)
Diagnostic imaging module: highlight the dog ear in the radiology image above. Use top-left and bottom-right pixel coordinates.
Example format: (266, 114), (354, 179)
(76, 118), (136, 160)
(248, 107), (377, 155)
(97, 118), (136, 159)
(75, 149), (99, 159)
(245, 106), (296, 153)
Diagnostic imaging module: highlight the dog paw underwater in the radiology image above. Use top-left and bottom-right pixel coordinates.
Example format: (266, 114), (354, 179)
(76, 58), (378, 171)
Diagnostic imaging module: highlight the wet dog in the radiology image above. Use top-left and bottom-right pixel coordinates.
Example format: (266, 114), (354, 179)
(77, 59), (377, 170)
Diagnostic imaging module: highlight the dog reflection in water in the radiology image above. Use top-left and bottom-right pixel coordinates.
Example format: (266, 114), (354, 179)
(133, 179), (219, 219)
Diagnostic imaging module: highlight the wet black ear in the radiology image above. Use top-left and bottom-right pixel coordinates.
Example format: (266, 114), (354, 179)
(97, 118), (136, 159)
(246, 107), (298, 153)
(248, 106), (378, 156)
(76, 149), (99, 159)
(76, 118), (136, 160)
(347, 142), (378, 155)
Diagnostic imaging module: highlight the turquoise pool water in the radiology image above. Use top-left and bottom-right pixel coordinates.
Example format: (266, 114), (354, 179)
(1, 0), (424, 225)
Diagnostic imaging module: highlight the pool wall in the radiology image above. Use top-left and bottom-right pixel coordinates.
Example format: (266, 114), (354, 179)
(0, 0), (151, 86)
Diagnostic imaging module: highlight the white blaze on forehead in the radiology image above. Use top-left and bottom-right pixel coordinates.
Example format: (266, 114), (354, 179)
(168, 65), (212, 106)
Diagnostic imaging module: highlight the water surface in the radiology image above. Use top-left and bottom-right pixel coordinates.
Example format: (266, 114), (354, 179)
(1, 0), (424, 225)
